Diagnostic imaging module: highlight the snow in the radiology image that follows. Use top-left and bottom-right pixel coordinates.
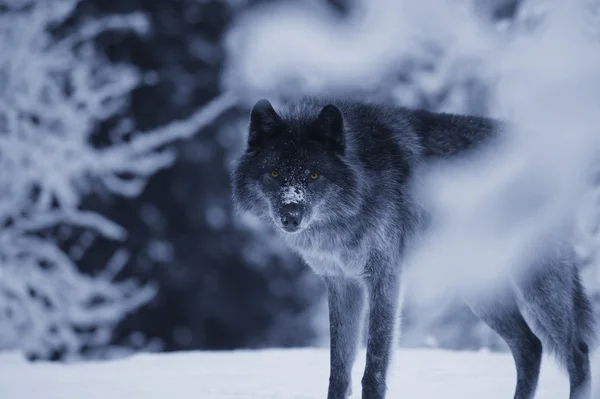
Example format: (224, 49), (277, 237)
(281, 185), (306, 205)
(224, 0), (497, 100)
(0, 348), (597, 399)
(404, 0), (600, 308)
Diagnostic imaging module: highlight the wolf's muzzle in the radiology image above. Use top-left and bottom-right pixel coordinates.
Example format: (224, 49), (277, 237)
(279, 203), (304, 232)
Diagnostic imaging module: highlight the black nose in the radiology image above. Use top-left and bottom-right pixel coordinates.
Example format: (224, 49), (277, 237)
(281, 213), (301, 227)
(280, 205), (303, 231)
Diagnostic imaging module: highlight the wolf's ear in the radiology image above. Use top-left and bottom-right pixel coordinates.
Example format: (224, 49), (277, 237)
(248, 99), (281, 149)
(313, 104), (344, 153)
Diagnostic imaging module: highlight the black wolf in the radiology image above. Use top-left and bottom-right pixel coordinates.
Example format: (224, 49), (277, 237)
(230, 97), (596, 399)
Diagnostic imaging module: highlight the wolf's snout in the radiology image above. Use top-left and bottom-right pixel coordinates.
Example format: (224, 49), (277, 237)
(279, 204), (303, 232)
(281, 213), (301, 228)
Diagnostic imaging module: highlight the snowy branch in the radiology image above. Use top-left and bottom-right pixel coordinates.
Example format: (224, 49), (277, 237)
(0, 0), (237, 360)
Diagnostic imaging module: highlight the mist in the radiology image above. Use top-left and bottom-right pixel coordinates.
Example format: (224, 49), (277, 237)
(226, 0), (600, 355)
(406, 0), (600, 315)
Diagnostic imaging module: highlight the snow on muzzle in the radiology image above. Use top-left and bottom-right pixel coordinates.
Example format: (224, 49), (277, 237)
(277, 185), (307, 232)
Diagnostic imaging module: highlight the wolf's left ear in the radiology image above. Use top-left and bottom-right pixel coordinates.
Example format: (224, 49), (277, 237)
(248, 99), (282, 149)
(313, 104), (344, 153)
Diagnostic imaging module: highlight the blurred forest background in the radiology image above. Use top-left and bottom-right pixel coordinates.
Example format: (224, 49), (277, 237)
(1, 0), (599, 361)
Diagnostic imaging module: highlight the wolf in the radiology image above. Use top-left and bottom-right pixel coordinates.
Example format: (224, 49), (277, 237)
(230, 97), (597, 399)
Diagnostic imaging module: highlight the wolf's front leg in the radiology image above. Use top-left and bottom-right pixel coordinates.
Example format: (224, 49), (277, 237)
(324, 276), (366, 399)
(361, 254), (402, 399)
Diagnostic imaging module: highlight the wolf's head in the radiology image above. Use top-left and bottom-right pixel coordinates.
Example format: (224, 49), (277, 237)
(231, 99), (361, 234)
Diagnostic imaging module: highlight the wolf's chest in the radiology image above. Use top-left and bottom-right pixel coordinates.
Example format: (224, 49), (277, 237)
(288, 229), (368, 276)
(301, 249), (367, 277)
(288, 233), (368, 277)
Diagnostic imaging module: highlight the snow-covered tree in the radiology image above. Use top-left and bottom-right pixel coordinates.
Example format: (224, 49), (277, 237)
(0, 0), (235, 360)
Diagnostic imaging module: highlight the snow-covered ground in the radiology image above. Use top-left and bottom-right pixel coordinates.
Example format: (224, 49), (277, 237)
(1, 347), (596, 399)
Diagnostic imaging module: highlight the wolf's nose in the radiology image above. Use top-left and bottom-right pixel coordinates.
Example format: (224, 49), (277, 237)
(280, 203), (303, 232)
(281, 213), (301, 228)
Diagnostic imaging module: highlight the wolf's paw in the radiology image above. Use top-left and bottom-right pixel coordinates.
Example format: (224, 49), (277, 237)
(327, 378), (352, 399)
(361, 373), (386, 399)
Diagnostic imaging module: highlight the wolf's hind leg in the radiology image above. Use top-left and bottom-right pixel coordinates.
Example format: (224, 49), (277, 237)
(567, 342), (591, 399)
(465, 293), (542, 399)
(516, 265), (593, 399)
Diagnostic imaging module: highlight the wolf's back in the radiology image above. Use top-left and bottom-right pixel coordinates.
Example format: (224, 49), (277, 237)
(406, 108), (499, 158)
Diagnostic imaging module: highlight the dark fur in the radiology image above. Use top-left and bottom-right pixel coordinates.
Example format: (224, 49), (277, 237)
(230, 97), (597, 399)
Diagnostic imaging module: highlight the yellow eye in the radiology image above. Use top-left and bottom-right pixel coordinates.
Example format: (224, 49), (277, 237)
(270, 170), (278, 178)
(310, 171), (319, 180)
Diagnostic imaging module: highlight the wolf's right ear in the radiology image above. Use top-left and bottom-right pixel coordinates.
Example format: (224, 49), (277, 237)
(248, 99), (281, 149)
(313, 104), (344, 153)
